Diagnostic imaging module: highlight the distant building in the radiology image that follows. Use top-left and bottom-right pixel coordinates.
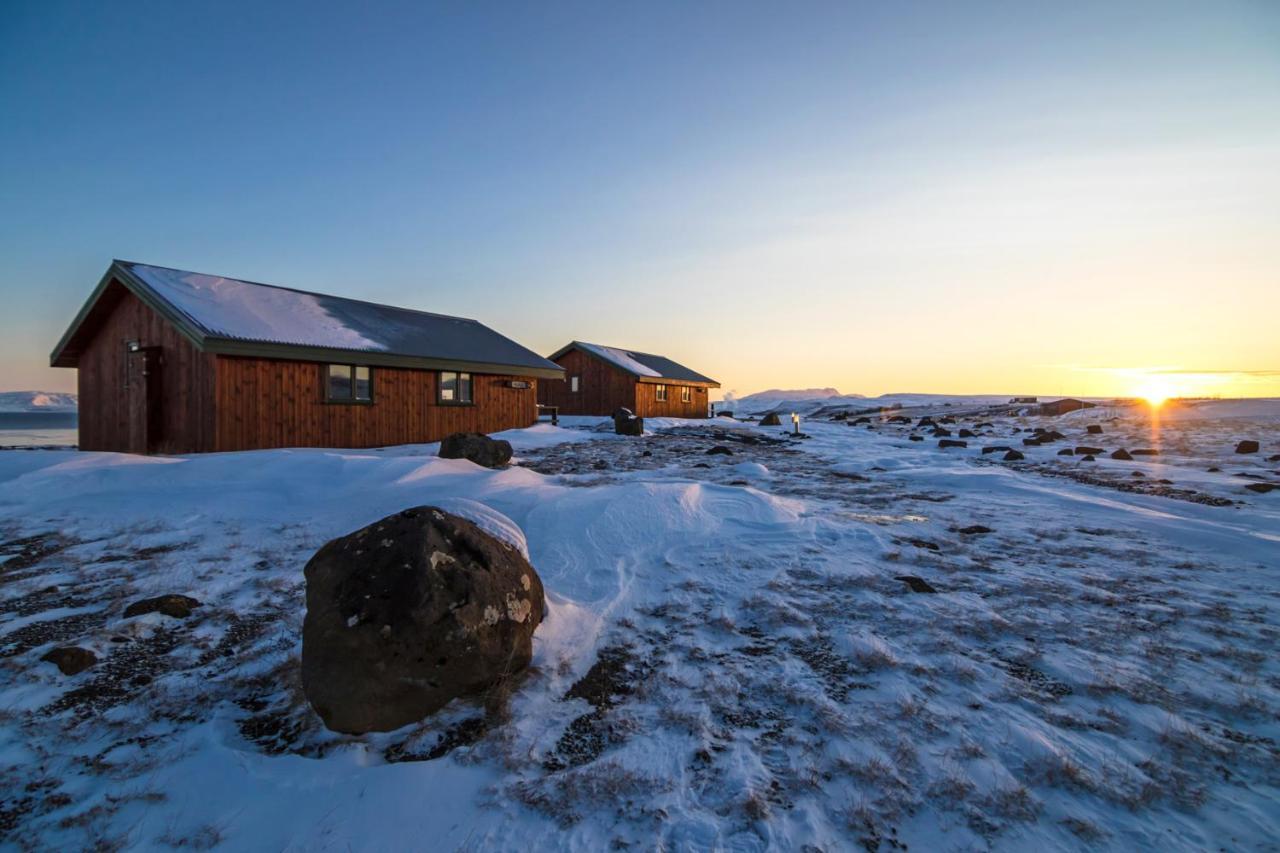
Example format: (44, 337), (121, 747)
(538, 341), (719, 418)
(1038, 398), (1095, 416)
(51, 260), (562, 453)
(1010, 396), (1039, 404)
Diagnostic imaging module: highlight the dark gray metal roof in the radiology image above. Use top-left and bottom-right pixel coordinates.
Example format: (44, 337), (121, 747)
(549, 341), (719, 387)
(52, 261), (564, 379)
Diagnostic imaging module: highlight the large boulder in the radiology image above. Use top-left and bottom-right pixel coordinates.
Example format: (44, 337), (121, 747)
(439, 433), (513, 468)
(612, 407), (644, 436)
(302, 506), (545, 734)
(759, 412), (782, 427)
(1236, 440), (1260, 454)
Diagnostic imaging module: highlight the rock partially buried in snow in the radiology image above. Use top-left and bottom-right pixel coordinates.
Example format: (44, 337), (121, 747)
(612, 407), (644, 436)
(758, 412), (782, 427)
(438, 432), (513, 468)
(1245, 483), (1277, 494)
(301, 506), (545, 734)
(896, 575), (938, 594)
(706, 446), (734, 456)
(1003, 450), (1025, 461)
(124, 594), (201, 619)
(1236, 440), (1260, 454)
(41, 646), (97, 675)
(1086, 425), (1103, 434)
(1111, 449), (1133, 461)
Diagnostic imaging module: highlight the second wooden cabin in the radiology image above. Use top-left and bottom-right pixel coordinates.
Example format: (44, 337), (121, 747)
(537, 341), (719, 418)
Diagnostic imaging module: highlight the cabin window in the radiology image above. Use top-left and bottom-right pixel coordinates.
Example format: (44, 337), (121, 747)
(570, 376), (580, 393)
(326, 364), (372, 403)
(681, 386), (691, 403)
(439, 371), (473, 404)
(655, 384), (667, 402)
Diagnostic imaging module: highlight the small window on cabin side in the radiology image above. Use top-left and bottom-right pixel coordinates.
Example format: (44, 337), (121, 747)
(326, 364), (373, 402)
(681, 386), (691, 403)
(439, 371), (473, 404)
(655, 384), (667, 402)
(570, 376), (580, 393)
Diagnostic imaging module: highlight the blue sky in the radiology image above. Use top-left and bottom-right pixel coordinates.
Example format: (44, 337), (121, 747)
(3, 1), (1278, 397)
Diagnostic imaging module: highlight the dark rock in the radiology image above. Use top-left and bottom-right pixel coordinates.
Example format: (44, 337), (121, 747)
(1003, 450), (1025, 461)
(932, 428), (952, 437)
(641, 450), (652, 457)
(41, 646), (97, 676)
(1022, 437), (1042, 446)
(1075, 446), (1105, 456)
(958, 525), (992, 535)
(706, 446), (733, 456)
(1111, 449), (1133, 460)
(908, 435), (924, 442)
(124, 594), (201, 619)
(853, 416), (872, 425)
(1236, 440), (1260, 454)
(939, 417), (956, 424)
(438, 432), (513, 468)
(975, 422), (993, 429)
(1130, 471), (1145, 478)
(759, 413), (782, 427)
(692, 462), (711, 468)
(958, 429), (975, 438)
(612, 408), (644, 436)
(888, 416), (911, 424)
(1086, 425), (1103, 434)
(981, 445), (1011, 454)
(1057, 448), (1074, 456)
(1245, 483), (1277, 494)
(896, 576), (938, 594)
(592, 459), (608, 470)
(918, 417), (935, 426)
(1208, 467), (1221, 473)
(1081, 455), (1095, 462)
(1268, 455), (1280, 463)
(938, 439), (968, 448)
(1131, 449), (1160, 456)
(302, 506), (545, 734)
(716, 411), (734, 419)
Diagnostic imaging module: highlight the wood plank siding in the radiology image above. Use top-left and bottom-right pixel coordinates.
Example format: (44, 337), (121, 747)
(537, 346), (711, 418)
(213, 357), (538, 451)
(536, 348), (636, 416)
(75, 284), (217, 453)
(633, 381), (710, 419)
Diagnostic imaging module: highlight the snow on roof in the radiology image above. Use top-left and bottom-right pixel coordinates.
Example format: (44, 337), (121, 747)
(109, 262), (562, 374)
(575, 342), (662, 377)
(561, 341), (719, 385)
(129, 264), (383, 351)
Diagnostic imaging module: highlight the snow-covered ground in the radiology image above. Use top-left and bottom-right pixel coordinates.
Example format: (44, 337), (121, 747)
(0, 402), (1277, 850)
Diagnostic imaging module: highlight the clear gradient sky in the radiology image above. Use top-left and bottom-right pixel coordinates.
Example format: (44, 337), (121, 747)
(2, 1), (1277, 399)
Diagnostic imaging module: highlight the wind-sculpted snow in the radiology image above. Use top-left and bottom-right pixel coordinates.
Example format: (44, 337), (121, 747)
(0, 410), (1276, 850)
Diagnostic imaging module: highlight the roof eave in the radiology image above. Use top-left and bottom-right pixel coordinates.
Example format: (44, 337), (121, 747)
(636, 376), (720, 389)
(203, 338), (565, 379)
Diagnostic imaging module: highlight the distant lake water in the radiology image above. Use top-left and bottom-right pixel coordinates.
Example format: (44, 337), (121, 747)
(0, 412), (78, 448)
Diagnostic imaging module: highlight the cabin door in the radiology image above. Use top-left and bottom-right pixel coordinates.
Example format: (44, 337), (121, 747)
(125, 347), (158, 454)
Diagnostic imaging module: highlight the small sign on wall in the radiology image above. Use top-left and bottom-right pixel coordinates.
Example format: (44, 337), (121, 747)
(506, 380), (532, 389)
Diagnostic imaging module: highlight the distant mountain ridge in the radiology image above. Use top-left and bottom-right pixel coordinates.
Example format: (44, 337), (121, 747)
(0, 391), (78, 412)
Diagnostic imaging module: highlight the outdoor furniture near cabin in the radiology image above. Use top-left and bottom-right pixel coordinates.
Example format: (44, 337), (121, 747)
(537, 404), (559, 426)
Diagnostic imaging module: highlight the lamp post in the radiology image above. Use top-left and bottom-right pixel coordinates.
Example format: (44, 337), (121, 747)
(791, 413), (800, 435)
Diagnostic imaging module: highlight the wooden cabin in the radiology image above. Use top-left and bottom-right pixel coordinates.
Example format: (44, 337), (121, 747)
(51, 260), (564, 454)
(537, 341), (719, 418)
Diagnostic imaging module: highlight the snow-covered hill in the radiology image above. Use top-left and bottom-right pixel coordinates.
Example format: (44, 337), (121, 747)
(0, 391), (77, 412)
(733, 387), (852, 413)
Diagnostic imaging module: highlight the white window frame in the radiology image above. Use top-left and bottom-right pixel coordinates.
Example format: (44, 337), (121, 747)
(655, 384), (667, 402)
(570, 375), (580, 393)
(680, 386), (691, 403)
